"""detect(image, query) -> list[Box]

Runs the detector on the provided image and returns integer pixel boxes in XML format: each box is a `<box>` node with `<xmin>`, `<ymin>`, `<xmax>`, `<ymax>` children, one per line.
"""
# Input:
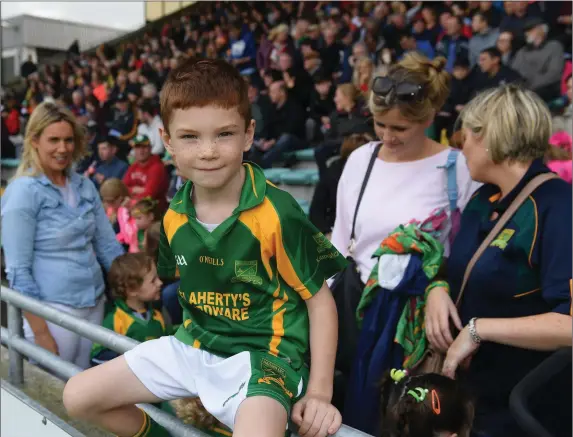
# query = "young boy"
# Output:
<box><xmin>91</xmin><ymin>253</ymin><xmax>165</xmax><ymax>366</ymax></box>
<box><xmin>63</xmin><ymin>58</ymin><xmax>347</xmax><ymax>437</ymax></box>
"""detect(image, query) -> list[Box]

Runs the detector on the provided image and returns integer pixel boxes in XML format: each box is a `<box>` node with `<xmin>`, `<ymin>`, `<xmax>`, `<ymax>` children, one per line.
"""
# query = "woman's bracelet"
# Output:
<box><xmin>469</xmin><ymin>317</ymin><xmax>482</xmax><ymax>344</ymax></box>
<box><xmin>425</xmin><ymin>280</ymin><xmax>450</xmax><ymax>297</ymax></box>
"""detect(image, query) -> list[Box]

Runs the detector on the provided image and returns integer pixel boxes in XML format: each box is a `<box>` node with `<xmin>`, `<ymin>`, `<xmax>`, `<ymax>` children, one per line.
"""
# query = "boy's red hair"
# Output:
<box><xmin>160</xmin><ymin>58</ymin><xmax>252</xmax><ymax>133</ymax></box>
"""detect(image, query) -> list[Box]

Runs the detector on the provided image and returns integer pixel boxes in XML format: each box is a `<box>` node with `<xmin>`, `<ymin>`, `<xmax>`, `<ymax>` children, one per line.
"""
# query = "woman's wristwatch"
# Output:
<box><xmin>468</xmin><ymin>317</ymin><xmax>482</xmax><ymax>344</ymax></box>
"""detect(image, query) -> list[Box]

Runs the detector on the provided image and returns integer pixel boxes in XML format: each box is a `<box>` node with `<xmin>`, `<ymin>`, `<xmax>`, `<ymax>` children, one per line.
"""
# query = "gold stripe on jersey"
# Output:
<box><xmin>238</xmin><ymin>197</ymin><xmax>312</xmax><ymax>300</ymax></box>
<box><xmin>238</xmin><ymin>198</ymin><xmax>274</xmax><ymax>279</ymax></box>
<box><xmin>163</xmin><ymin>208</ymin><xmax>189</xmax><ymax>244</ymax></box>
<box><xmin>269</xmin><ymin>284</ymin><xmax>288</xmax><ymax>356</ymax></box>
<box><xmin>245</xmin><ymin>163</ymin><xmax>259</xmax><ymax>198</ymax></box>
<box><xmin>113</xmin><ymin>307</ymin><xmax>135</xmax><ymax>336</ymax></box>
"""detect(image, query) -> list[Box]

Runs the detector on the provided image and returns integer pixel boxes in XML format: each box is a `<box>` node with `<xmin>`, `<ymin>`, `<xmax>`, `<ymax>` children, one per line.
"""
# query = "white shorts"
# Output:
<box><xmin>124</xmin><ymin>336</ymin><xmax>306</xmax><ymax>430</ymax></box>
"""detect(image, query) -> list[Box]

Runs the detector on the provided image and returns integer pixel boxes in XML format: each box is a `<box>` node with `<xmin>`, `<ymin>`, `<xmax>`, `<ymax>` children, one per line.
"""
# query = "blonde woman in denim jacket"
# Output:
<box><xmin>2</xmin><ymin>102</ymin><xmax>124</xmax><ymax>369</ymax></box>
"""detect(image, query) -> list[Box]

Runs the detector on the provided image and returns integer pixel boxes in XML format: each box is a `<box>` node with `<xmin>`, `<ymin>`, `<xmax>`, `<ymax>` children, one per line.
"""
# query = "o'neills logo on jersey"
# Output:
<box><xmin>199</xmin><ymin>255</ymin><xmax>224</xmax><ymax>266</ymax></box>
<box><xmin>175</xmin><ymin>255</ymin><xmax>187</xmax><ymax>266</ymax></box>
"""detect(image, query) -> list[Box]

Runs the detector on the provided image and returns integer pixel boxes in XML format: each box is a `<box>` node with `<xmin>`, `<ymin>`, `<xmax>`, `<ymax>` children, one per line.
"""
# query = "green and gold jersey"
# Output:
<box><xmin>91</xmin><ymin>299</ymin><xmax>168</xmax><ymax>360</ymax></box>
<box><xmin>158</xmin><ymin>163</ymin><xmax>347</xmax><ymax>370</ymax></box>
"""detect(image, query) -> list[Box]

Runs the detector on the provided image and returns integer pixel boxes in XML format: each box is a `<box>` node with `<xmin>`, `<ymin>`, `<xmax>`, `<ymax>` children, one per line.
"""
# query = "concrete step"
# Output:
<box><xmin>0</xmin><ymin>346</ymin><xmax>113</xmax><ymax>437</ymax></box>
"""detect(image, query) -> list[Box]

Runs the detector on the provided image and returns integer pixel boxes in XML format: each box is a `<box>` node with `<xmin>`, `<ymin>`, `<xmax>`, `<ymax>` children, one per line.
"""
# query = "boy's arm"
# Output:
<box><xmin>305</xmin><ymin>283</ymin><xmax>337</xmax><ymax>400</ymax></box>
<box><xmin>275</xmin><ymin>199</ymin><xmax>346</xmax><ymax>435</ymax></box>
<box><xmin>292</xmin><ymin>286</ymin><xmax>342</xmax><ymax>437</ymax></box>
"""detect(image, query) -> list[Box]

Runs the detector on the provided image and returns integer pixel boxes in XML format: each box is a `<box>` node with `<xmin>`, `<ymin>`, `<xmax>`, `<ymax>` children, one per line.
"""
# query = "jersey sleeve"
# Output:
<box><xmin>530</xmin><ymin>183</ymin><xmax>572</xmax><ymax>316</ymax></box>
<box><xmin>276</xmin><ymin>199</ymin><xmax>348</xmax><ymax>300</ymax></box>
<box><xmin>157</xmin><ymin>219</ymin><xmax>178</xmax><ymax>278</ymax></box>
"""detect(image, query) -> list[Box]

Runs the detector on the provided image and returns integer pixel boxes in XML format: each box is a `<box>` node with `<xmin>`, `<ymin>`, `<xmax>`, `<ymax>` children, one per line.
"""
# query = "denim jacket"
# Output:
<box><xmin>1</xmin><ymin>172</ymin><xmax>124</xmax><ymax>308</ymax></box>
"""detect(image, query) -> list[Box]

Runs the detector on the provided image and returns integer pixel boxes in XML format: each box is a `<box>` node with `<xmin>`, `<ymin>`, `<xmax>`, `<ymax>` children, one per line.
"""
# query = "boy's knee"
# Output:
<box><xmin>63</xmin><ymin>374</ymin><xmax>95</xmax><ymax>419</ymax></box>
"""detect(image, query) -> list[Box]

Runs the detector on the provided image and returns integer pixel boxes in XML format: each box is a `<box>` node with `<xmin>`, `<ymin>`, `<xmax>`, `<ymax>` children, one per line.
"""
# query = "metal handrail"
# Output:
<box><xmin>1</xmin><ymin>286</ymin><xmax>371</xmax><ymax>437</ymax></box>
<box><xmin>1</xmin><ymin>286</ymin><xmax>210</xmax><ymax>437</ymax></box>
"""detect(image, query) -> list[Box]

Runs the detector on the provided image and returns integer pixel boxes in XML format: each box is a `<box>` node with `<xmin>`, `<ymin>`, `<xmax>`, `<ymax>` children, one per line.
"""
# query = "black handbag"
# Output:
<box><xmin>331</xmin><ymin>143</ymin><xmax>382</xmax><ymax>378</ymax></box>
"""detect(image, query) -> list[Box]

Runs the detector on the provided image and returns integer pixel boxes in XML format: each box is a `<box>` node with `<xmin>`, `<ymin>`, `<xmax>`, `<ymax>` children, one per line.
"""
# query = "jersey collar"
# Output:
<box><xmin>488</xmin><ymin>159</ymin><xmax>550</xmax><ymax>212</ymax></box>
<box><xmin>168</xmin><ymin>162</ymin><xmax>267</xmax><ymax>218</ymax></box>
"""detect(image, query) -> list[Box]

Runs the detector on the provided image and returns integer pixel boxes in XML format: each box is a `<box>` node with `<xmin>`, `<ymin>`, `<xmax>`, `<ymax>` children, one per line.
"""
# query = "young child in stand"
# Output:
<box><xmin>379</xmin><ymin>369</ymin><xmax>474</xmax><ymax>437</ymax></box>
<box><xmin>143</xmin><ymin>221</ymin><xmax>162</xmax><ymax>262</ymax></box>
<box><xmin>64</xmin><ymin>58</ymin><xmax>347</xmax><ymax>437</ymax></box>
<box><xmin>131</xmin><ymin>197</ymin><xmax>159</xmax><ymax>253</ymax></box>
<box><xmin>90</xmin><ymin>253</ymin><xmax>165</xmax><ymax>366</ymax></box>
<box><xmin>99</xmin><ymin>177</ymin><xmax>131</xmax><ymax>237</ymax></box>
<box><xmin>144</xmin><ymin>222</ymin><xmax>183</xmax><ymax>326</ymax></box>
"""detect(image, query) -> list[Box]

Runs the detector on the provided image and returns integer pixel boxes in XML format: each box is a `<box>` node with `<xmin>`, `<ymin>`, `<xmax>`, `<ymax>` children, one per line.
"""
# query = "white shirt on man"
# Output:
<box><xmin>137</xmin><ymin>115</ymin><xmax>164</xmax><ymax>155</ymax></box>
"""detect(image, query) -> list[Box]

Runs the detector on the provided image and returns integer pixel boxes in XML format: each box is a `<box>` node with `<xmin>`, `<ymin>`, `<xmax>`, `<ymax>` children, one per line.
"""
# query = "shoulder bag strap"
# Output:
<box><xmin>348</xmin><ymin>143</ymin><xmax>382</xmax><ymax>254</ymax></box>
<box><xmin>455</xmin><ymin>173</ymin><xmax>558</xmax><ymax>307</ymax></box>
<box><xmin>444</xmin><ymin>149</ymin><xmax>460</xmax><ymax>213</ymax></box>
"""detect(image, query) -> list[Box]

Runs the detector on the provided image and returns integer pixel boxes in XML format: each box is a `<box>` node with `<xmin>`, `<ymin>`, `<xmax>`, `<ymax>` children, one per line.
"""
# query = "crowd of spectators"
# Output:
<box><xmin>1</xmin><ymin>2</ymin><xmax>572</xmax><ymax>436</ymax></box>
<box><xmin>3</xmin><ymin>2</ymin><xmax>572</xmax><ymax>171</ymax></box>
<box><xmin>2</xmin><ymin>2</ymin><xmax>572</xmax><ymax>227</ymax></box>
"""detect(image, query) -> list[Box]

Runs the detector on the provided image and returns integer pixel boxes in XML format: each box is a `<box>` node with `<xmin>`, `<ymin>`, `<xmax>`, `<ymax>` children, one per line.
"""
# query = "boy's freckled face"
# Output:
<box><xmin>163</xmin><ymin>105</ymin><xmax>254</xmax><ymax>190</ymax></box>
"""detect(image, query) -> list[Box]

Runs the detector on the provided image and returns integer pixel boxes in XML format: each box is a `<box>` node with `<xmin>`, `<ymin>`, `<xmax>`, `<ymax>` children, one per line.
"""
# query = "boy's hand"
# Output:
<box><xmin>292</xmin><ymin>395</ymin><xmax>342</xmax><ymax>437</ymax></box>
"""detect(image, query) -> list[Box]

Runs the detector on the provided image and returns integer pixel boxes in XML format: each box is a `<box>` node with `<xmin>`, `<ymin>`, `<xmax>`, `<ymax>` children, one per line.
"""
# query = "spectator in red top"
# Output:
<box><xmin>92</xmin><ymin>74</ymin><xmax>108</xmax><ymax>103</ymax></box>
<box><xmin>122</xmin><ymin>134</ymin><xmax>169</xmax><ymax>212</ymax></box>
<box><xmin>2</xmin><ymin>97</ymin><xmax>20</xmax><ymax>136</ymax></box>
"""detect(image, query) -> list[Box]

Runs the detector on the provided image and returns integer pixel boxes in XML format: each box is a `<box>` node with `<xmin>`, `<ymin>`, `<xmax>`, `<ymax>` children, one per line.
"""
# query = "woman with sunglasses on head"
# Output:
<box><xmin>331</xmin><ymin>52</ymin><xmax>479</xmax><ymax>291</ymax></box>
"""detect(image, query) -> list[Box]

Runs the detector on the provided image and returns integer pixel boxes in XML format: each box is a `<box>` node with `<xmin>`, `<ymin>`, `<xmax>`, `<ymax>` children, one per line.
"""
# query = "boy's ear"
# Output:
<box><xmin>125</xmin><ymin>288</ymin><xmax>139</xmax><ymax>299</ymax></box>
<box><xmin>244</xmin><ymin>119</ymin><xmax>255</xmax><ymax>153</ymax></box>
<box><xmin>160</xmin><ymin>127</ymin><xmax>174</xmax><ymax>155</ymax></box>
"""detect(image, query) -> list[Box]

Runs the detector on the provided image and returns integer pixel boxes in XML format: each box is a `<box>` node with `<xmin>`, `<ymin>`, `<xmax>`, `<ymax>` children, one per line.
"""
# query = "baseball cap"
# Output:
<box><xmin>130</xmin><ymin>134</ymin><xmax>150</xmax><ymax>147</ymax></box>
<box><xmin>523</xmin><ymin>16</ymin><xmax>545</xmax><ymax>32</ymax></box>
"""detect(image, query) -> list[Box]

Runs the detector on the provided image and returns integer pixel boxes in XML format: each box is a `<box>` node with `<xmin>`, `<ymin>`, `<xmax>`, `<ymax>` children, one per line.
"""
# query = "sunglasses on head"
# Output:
<box><xmin>372</xmin><ymin>76</ymin><xmax>424</xmax><ymax>103</ymax></box>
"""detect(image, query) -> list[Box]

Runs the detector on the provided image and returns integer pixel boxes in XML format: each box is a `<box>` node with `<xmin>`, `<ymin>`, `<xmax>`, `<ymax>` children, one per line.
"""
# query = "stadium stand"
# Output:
<box><xmin>1</xmin><ymin>1</ymin><xmax>572</xmax><ymax>436</ymax></box>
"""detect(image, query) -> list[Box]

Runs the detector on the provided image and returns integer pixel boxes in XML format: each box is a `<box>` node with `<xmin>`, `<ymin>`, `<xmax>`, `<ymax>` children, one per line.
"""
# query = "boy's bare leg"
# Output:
<box><xmin>63</xmin><ymin>356</ymin><xmax>163</xmax><ymax>436</ymax></box>
<box><xmin>233</xmin><ymin>396</ymin><xmax>287</xmax><ymax>437</ymax></box>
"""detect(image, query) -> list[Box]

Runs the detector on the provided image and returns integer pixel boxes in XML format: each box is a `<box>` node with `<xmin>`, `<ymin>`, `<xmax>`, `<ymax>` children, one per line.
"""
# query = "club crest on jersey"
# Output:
<box><xmin>313</xmin><ymin>233</ymin><xmax>333</xmax><ymax>253</ymax></box>
<box><xmin>231</xmin><ymin>260</ymin><xmax>263</xmax><ymax>285</ymax></box>
<box><xmin>258</xmin><ymin>358</ymin><xmax>293</xmax><ymax>398</ymax></box>
<box><xmin>175</xmin><ymin>254</ymin><xmax>187</xmax><ymax>266</ymax></box>
<box><xmin>491</xmin><ymin>229</ymin><xmax>515</xmax><ymax>250</ymax></box>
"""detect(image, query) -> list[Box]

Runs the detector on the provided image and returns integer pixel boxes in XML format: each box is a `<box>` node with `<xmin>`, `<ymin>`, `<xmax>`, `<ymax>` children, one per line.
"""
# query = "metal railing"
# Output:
<box><xmin>1</xmin><ymin>286</ymin><xmax>207</xmax><ymax>437</ymax></box>
<box><xmin>1</xmin><ymin>286</ymin><xmax>371</xmax><ymax>437</ymax></box>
